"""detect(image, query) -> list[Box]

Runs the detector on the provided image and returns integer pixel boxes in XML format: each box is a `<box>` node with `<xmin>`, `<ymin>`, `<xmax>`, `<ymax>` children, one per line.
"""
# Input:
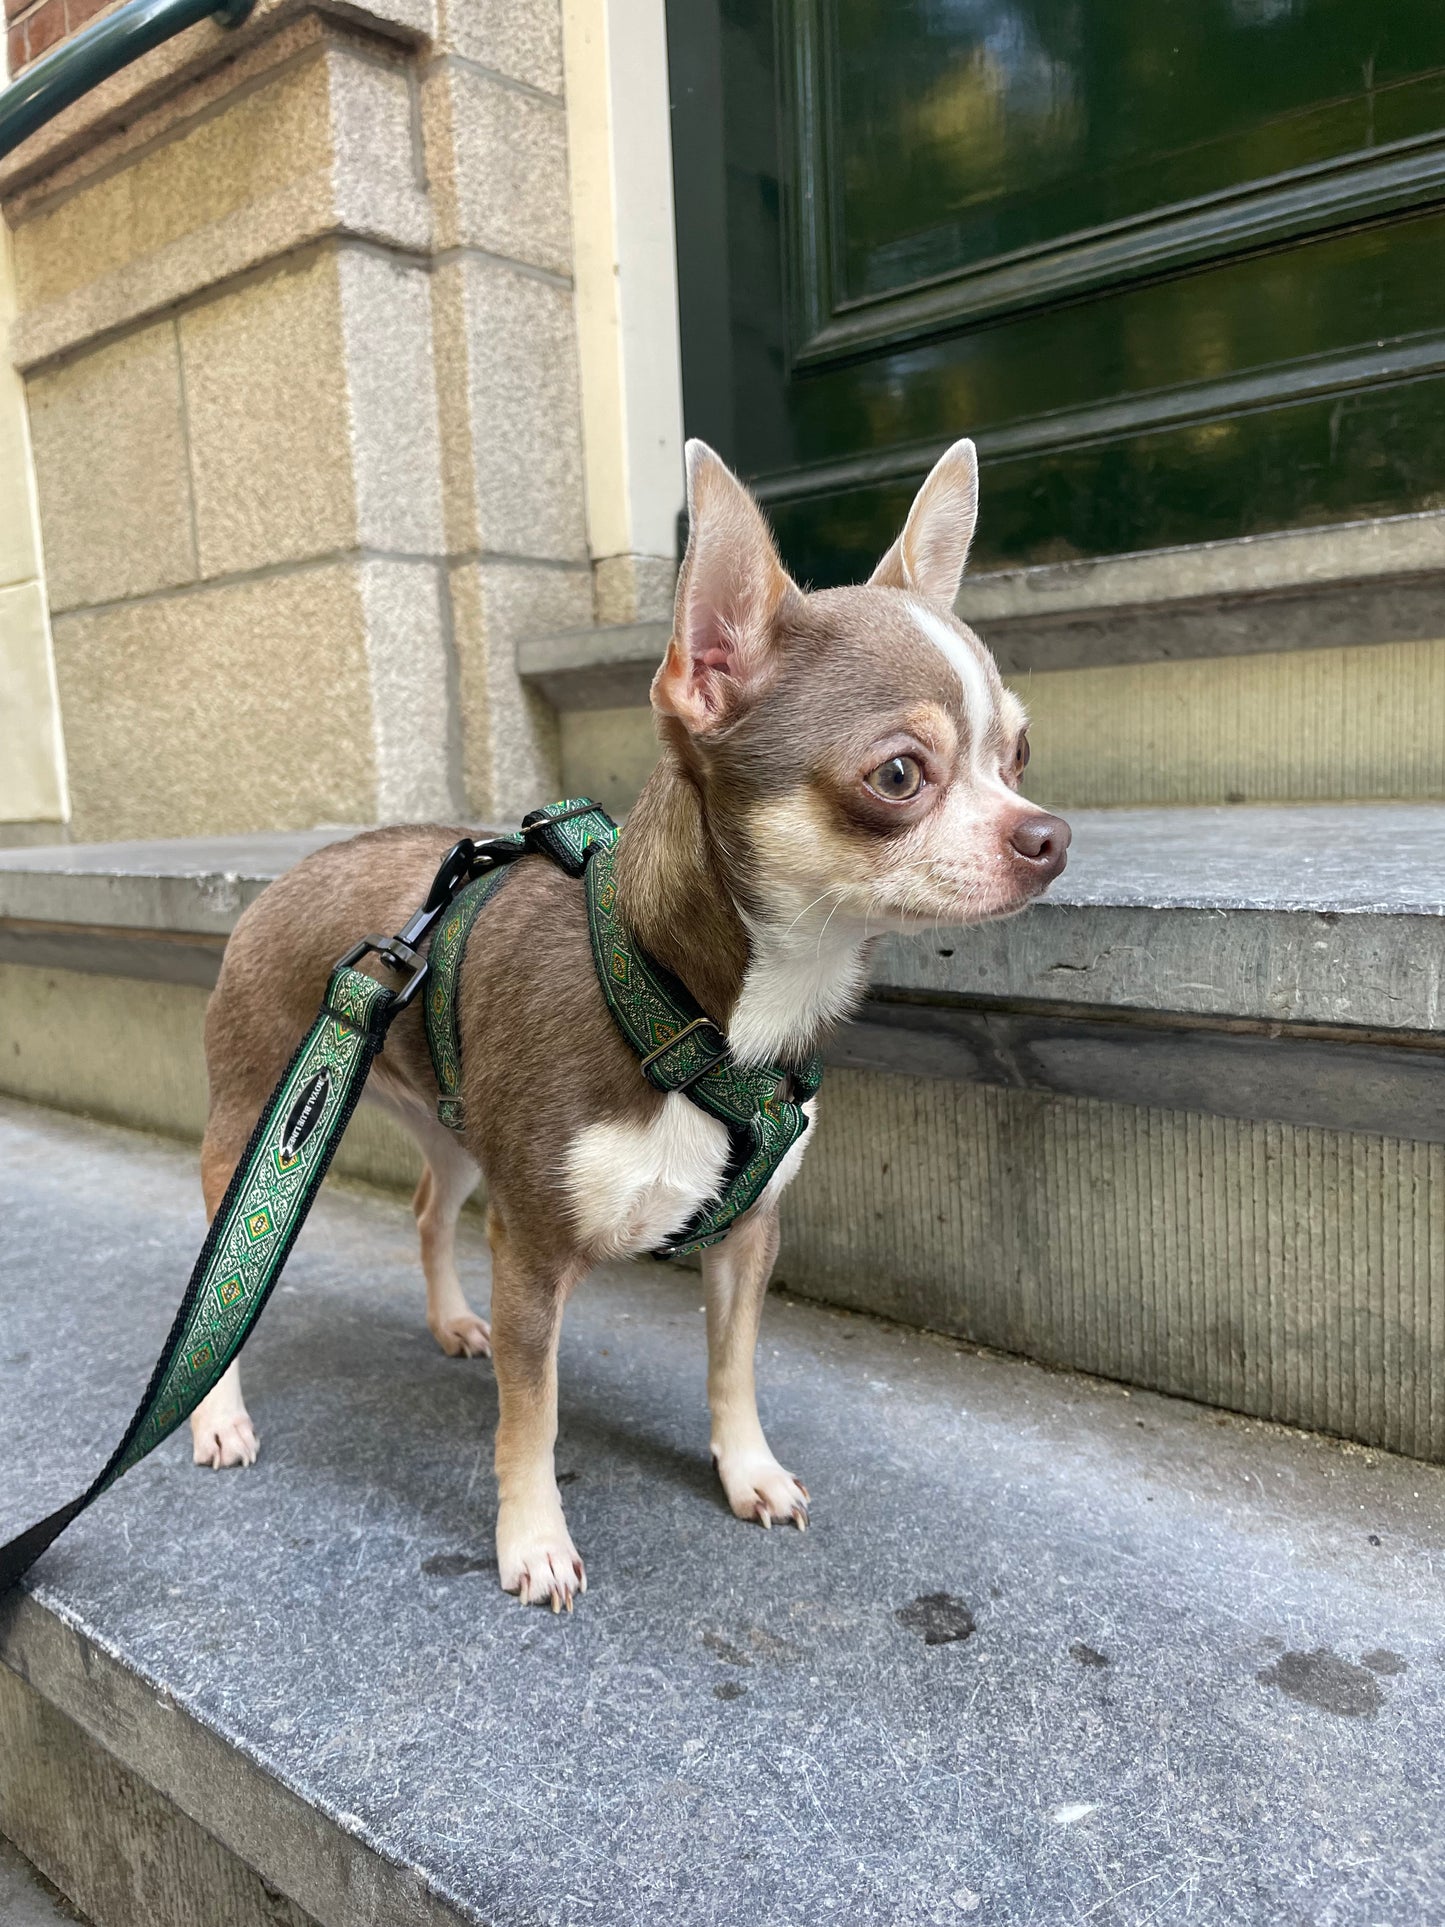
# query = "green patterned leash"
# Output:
<box><xmin>0</xmin><ymin>828</ymin><xmax>519</xmax><ymax>1596</ymax></box>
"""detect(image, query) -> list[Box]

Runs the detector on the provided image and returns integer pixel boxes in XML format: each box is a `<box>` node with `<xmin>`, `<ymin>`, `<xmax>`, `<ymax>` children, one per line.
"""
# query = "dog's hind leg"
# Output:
<box><xmin>410</xmin><ymin>1118</ymin><xmax>487</xmax><ymax>1358</ymax></box>
<box><xmin>362</xmin><ymin>1077</ymin><xmax>488</xmax><ymax>1357</ymax></box>
<box><xmin>190</xmin><ymin>1108</ymin><xmax>261</xmax><ymax>1469</ymax></box>
<box><xmin>703</xmin><ymin>1204</ymin><xmax>809</xmax><ymax>1530</ymax></box>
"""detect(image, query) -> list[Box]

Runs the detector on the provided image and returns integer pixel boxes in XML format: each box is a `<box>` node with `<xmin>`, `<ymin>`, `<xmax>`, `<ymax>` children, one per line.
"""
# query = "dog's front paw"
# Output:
<box><xmin>429</xmin><ymin>1310</ymin><xmax>492</xmax><ymax>1359</ymax></box>
<box><xmin>191</xmin><ymin>1413</ymin><xmax>259</xmax><ymax>1469</ymax></box>
<box><xmin>497</xmin><ymin>1502</ymin><xmax>586</xmax><ymax>1611</ymax></box>
<box><xmin>714</xmin><ymin>1449</ymin><xmax>809</xmax><ymax>1530</ymax></box>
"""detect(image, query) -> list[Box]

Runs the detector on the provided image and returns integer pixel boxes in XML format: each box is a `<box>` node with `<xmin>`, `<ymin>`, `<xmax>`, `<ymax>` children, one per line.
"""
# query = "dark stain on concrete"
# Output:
<box><xmin>1257</xmin><ymin>1648</ymin><xmax>1385</xmax><ymax>1718</ymax></box>
<box><xmin>1070</xmin><ymin>1642</ymin><xmax>1109</xmax><ymax>1669</ymax></box>
<box><xmin>896</xmin><ymin>1593</ymin><xmax>977</xmax><ymax>1647</ymax></box>
<box><xmin>713</xmin><ymin>1680</ymin><xmax>747</xmax><ymax>1702</ymax></box>
<box><xmin>702</xmin><ymin>1632</ymin><xmax>753</xmax><ymax>1668</ymax></box>
<box><xmin>421</xmin><ymin>1553</ymin><xmax>493</xmax><ymax>1578</ymax></box>
<box><xmin>1361</xmin><ymin>1648</ymin><xmax>1407</xmax><ymax>1675</ymax></box>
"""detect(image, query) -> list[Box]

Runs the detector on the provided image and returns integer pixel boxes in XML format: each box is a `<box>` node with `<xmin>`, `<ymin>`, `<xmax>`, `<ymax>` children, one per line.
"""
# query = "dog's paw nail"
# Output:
<box><xmin>757</xmin><ymin>1504</ymin><xmax>772</xmax><ymax>1529</ymax></box>
<box><xmin>795</xmin><ymin>1480</ymin><xmax>810</xmax><ymax>1501</ymax></box>
<box><xmin>792</xmin><ymin>1505</ymin><xmax>808</xmax><ymax>1531</ymax></box>
<box><xmin>432</xmin><ymin>1313</ymin><xmax>492</xmax><ymax>1360</ymax></box>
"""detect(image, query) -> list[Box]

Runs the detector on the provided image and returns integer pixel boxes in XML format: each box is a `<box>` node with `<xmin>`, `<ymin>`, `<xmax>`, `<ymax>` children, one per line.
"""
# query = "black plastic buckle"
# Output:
<box><xmin>336</xmin><ymin>935</ymin><xmax>431</xmax><ymax>1012</ymax></box>
<box><xmin>335</xmin><ymin>837</ymin><xmax>488</xmax><ymax>1015</ymax></box>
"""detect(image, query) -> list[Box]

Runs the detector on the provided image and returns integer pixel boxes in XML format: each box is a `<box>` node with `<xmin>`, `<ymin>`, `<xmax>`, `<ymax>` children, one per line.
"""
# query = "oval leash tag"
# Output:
<box><xmin>279</xmin><ymin>1069</ymin><xmax>332</xmax><ymax>1163</ymax></box>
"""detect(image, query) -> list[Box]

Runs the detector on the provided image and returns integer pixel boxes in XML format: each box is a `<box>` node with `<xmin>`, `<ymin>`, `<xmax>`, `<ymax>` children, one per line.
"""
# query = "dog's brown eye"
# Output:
<box><xmin>866</xmin><ymin>754</ymin><xmax>924</xmax><ymax>801</ymax></box>
<box><xmin>1016</xmin><ymin>732</ymin><xmax>1030</xmax><ymax>772</ymax></box>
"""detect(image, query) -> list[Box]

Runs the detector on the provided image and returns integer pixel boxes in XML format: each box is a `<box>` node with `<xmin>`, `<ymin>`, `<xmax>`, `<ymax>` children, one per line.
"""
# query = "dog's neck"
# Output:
<box><xmin>612</xmin><ymin>755</ymin><xmax>869</xmax><ymax>1067</ymax></box>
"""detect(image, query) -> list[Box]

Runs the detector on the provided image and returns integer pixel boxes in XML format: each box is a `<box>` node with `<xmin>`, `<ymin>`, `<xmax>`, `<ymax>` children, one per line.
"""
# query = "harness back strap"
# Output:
<box><xmin>423</xmin><ymin>798</ymin><xmax>619</xmax><ymax>1131</ymax></box>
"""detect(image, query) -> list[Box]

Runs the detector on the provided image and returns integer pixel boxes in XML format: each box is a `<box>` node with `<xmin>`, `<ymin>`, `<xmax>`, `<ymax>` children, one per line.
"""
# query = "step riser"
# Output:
<box><xmin>5</xmin><ymin>959</ymin><xmax>1441</xmax><ymax>1464</ymax></box>
<box><xmin>557</xmin><ymin>636</ymin><xmax>1445</xmax><ymax>818</ymax></box>
<box><xmin>0</xmin><ymin>1600</ymin><xmax>466</xmax><ymax>1927</ymax></box>
<box><xmin>785</xmin><ymin>1072</ymin><xmax>1445</xmax><ymax>1463</ymax></box>
<box><xmin>0</xmin><ymin>1664</ymin><xmax>319</xmax><ymax>1927</ymax></box>
<box><xmin>0</xmin><ymin>962</ymin><xmax>422</xmax><ymax>1193</ymax></box>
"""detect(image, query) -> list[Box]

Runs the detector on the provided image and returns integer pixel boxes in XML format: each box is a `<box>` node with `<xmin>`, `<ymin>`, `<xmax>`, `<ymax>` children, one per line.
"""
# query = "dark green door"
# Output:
<box><xmin>666</xmin><ymin>0</ymin><xmax>1445</xmax><ymax>582</ymax></box>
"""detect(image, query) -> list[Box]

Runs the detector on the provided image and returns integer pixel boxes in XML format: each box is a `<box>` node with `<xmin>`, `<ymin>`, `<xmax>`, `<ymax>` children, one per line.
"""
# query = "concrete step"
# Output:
<box><xmin>1</xmin><ymin>805</ymin><xmax>1443</xmax><ymax>1461</ymax></box>
<box><xmin>3</xmin><ymin>1099</ymin><xmax>1445</xmax><ymax>1927</ymax></box>
<box><xmin>0</xmin><ymin>1839</ymin><xmax>91</xmax><ymax>1926</ymax></box>
<box><xmin>524</xmin><ymin>514</ymin><xmax>1445</xmax><ymax>814</ymax></box>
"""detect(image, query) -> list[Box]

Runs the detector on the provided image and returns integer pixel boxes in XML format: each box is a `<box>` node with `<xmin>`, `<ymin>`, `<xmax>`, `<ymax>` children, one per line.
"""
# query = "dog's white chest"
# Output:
<box><xmin>565</xmin><ymin>1094</ymin><xmax>732</xmax><ymax>1258</ymax></box>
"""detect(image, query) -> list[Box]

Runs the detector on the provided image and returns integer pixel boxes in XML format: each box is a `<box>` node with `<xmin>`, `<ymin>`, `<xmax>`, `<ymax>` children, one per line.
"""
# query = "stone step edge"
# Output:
<box><xmin>5</xmin><ymin>815</ymin><xmax>1445</xmax><ymax>1142</ymax></box>
<box><xmin>0</xmin><ymin>1592</ymin><xmax>467</xmax><ymax>1927</ymax></box>
<box><xmin>516</xmin><ymin>507</ymin><xmax>1445</xmax><ymax>702</ymax></box>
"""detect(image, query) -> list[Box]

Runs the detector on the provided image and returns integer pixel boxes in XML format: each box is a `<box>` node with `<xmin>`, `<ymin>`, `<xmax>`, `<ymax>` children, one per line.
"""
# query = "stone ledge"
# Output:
<box><xmin>2</xmin><ymin>802</ymin><xmax>1439</xmax><ymax>1018</ymax></box>
<box><xmin>517</xmin><ymin>618</ymin><xmax>664</xmax><ymax>710</ymax></box>
<box><xmin>2</xmin><ymin>805</ymin><xmax>1443</xmax><ymax>1145</ymax></box>
<box><xmin>0</xmin><ymin>0</ymin><xmax>434</xmax><ymax>200</ymax></box>
<box><xmin>518</xmin><ymin>510</ymin><xmax>1445</xmax><ymax>696</ymax></box>
<box><xmin>3</xmin><ymin>1100</ymin><xmax>1445</xmax><ymax>1924</ymax></box>
<box><xmin>0</xmin><ymin>828</ymin><xmax>363</xmax><ymax>932</ymax></box>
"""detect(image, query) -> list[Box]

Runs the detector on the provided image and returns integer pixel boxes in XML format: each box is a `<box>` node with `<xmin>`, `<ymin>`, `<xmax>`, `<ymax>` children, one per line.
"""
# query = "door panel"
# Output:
<box><xmin>667</xmin><ymin>0</ymin><xmax>1445</xmax><ymax>581</ymax></box>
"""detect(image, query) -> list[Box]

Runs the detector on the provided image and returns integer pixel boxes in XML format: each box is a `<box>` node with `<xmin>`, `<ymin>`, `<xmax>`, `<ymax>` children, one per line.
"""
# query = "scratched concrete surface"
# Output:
<box><xmin>2</xmin><ymin>1097</ymin><xmax>1444</xmax><ymax>1927</ymax></box>
<box><xmin>0</xmin><ymin>1839</ymin><xmax>89</xmax><ymax>1925</ymax></box>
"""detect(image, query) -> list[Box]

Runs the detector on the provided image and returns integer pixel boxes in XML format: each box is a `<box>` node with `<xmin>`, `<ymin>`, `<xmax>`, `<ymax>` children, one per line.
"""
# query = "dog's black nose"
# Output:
<box><xmin>1009</xmin><ymin>811</ymin><xmax>1071</xmax><ymax>880</ymax></box>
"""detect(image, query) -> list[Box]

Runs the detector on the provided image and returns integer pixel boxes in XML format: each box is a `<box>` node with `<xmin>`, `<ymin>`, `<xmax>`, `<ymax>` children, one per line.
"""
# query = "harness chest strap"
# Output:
<box><xmin>583</xmin><ymin>839</ymin><xmax>821</xmax><ymax>1257</ymax></box>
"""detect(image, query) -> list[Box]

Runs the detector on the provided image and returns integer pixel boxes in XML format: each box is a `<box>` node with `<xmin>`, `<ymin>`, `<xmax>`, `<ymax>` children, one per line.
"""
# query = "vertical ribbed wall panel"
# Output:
<box><xmin>778</xmin><ymin>1073</ymin><xmax>1445</xmax><ymax>1461</ymax></box>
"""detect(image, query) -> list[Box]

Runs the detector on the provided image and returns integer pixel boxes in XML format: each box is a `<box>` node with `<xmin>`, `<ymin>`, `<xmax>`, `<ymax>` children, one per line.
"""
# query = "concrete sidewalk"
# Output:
<box><xmin>1</xmin><ymin>1097</ymin><xmax>1443</xmax><ymax>1926</ymax></box>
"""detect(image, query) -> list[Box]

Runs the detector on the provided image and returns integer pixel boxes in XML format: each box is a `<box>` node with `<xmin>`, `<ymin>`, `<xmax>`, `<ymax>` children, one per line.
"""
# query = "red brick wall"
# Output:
<box><xmin>7</xmin><ymin>0</ymin><xmax>112</xmax><ymax>78</ymax></box>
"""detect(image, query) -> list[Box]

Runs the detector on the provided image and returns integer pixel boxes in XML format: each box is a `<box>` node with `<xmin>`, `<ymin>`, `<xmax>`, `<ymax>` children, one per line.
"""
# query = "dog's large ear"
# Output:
<box><xmin>653</xmin><ymin>441</ymin><xmax>796</xmax><ymax>735</ymax></box>
<box><xmin>869</xmin><ymin>438</ymin><xmax>978</xmax><ymax>607</ymax></box>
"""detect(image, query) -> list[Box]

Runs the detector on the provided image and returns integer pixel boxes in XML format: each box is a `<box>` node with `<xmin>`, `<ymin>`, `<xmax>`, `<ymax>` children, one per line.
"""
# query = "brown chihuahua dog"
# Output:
<box><xmin>193</xmin><ymin>438</ymin><xmax>1069</xmax><ymax>1609</ymax></box>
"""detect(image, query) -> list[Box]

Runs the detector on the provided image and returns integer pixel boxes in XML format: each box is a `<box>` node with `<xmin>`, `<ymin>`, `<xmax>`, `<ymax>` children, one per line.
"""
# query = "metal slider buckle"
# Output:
<box><xmin>640</xmin><ymin>1014</ymin><xmax>729</xmax><ymax>1090</ymax></box>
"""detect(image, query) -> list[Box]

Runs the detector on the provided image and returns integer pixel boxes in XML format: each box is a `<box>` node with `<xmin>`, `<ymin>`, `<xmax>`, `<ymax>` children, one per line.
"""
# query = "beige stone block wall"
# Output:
<box><xmin>433</xmin><ymin>0</ymin><xmax>561</xmax><ymax>86</ymax></box>
<box><xmin>450</xmin><ymin>558</ymin><xmax>589</xmax><ymax>816</ymax></box>
<box><xmin>431</xmin><ymin>255</ymin><xmax>587</xmax><ymax>565</ymax></box>
<box><xmin>176</xmin><ymin>247</ymin><xmax>443</xmax><ymax>575</ymax></box>
<box><xmin>26</xmin><ymin>322</ymin><xmax>196</xmax><ymax>611</ymax></box>
<box><xmin>0</xmin><ymin>124</ymin><xmax>66</xmax><ymax>835</ymax></box>
<box><xmin>52</xmin><ymin>562</ymin><xmax>375</xmax><ymax>839</ymax></box>
<box><xmin>6</xmin><ymin>24</ymin><xmax>430</xmax><ymax>366</ymax></box>
<box><xmin>3</xmin><ymin>0</ymin><xmax>606</xmax><ymax>838</ymax></box>
<box><xmin>424</xmin><ymin>60</ymin><xmax>572</xmax><ymax>276</ymax></box>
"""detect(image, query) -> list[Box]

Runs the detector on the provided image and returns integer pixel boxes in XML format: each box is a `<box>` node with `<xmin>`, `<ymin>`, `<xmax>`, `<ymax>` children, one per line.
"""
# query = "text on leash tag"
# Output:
<box><xmin>280</xmin><ymin>1071</ymin><xmax>331</xmax><ymax>1162</ymax></box>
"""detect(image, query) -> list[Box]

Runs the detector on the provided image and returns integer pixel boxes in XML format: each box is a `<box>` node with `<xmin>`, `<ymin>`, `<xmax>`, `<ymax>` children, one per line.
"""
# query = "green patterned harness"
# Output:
<box><xmin>0</xmin><ymin>796</ymin><xmax>821</xmax><ymax>1595</ymax></box>
<box><xmin>424</xmin><ymin>798</ymin><xmax>823</xmax><ymax>1259</ymax></box>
